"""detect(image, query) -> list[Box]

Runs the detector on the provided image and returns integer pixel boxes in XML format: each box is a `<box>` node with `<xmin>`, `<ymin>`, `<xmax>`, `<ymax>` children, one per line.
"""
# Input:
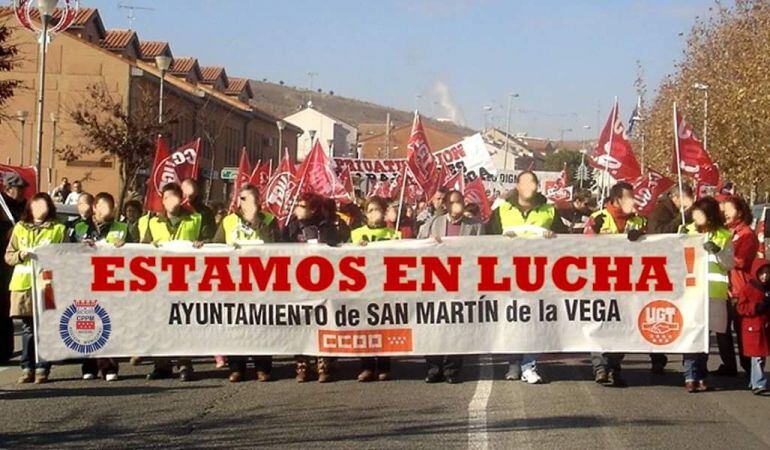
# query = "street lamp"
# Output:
<box><xmin>49</xmin><ymin>112</ymin><xmax>58</xmax><ymax>188</ymax></box>
<box><xmin>503</xmin><ymin>93</ymin><xmax>519</xmax><ymax>171</ymax></box>
<box><xmin>692</xmin><ymin>83</ymin><xmax>709</xmax><ymax>150</ymax></box>
<box><xmin>155</xmin><ymin>55</ymin><xmax>173</xmax><ymax>125</ymax></box>
<box><xmin>13</xmin><ymin>0</ymin><xmax>78</xmax><ymax>188</ymax></box>
<box><xmin>16</xmin><ymin>110</ymin><xmax>28</xmax><ymax>165</ymax></box>
<box><xmin>276</xmin><ymin>119</ymin><xmax>286</xmax><ymax>161</ymax></box>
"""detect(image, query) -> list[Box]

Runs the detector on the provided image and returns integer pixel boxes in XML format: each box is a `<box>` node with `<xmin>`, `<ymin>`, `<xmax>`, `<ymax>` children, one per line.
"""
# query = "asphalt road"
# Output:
<box><xmin>1</xmin><ymin>334</ymin><xmax>769</xmax><ymax>449</ymax></box>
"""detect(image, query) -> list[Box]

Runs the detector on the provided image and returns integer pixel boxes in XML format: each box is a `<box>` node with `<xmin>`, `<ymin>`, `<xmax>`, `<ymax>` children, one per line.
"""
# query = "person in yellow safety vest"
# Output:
<box><xmin>584</xmin><ymin>181</ymin><xmax>646</xmax><ymax>388</ymax></box>
<box><xmin>485</xmin><ymin>171</ymin><xmax>560</xmax><ymax>385</ymax></box>
<box><xmin>351</xmin><ymin>196</ymin><xmax>400</xmax><ymax>383</ymax></box>
<box><xmin>77</xmin><ymin>192</ymin><xmax>133</xmax><ymax>383</ymax></box>
<box><xmin>4</xmin><ymin>193</ymin><xmax>66</xmax><ymax>384</ymax></box>
<box><xmin>681</xmin><ymin>196</ymin><xmax>734</xmax><ymax>393</ymax></box>
<box><xmin>486</xmin><ymin>171</ymin><xmax>559</xmax><ymax>238</ymax></box>
<box><xmin>142</xmin><ymin>182</ymin><xmax>203</xmax><ymax>382</ymax></box>
<box><xmin>212</xmin><ymin>184</ymin><xmax>280</xmax><ymax>384</ymax></box>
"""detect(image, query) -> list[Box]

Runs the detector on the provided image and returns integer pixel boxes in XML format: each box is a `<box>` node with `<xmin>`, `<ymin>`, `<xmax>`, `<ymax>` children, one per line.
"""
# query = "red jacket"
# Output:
<box><xmin>729</xmin><ymin>222</ymin><xmax>758</xmax><ymax>299</ymax></box>
<box><xmin>736</xmin><ymin>267</ymin><xmax>770</xmax><ymax>357</ymax></box>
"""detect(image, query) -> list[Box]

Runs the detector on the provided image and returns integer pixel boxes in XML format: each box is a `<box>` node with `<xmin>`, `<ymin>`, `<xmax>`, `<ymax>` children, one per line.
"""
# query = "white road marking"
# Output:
<box><xmin>468</xmin><ymin>355</ymin><xmax>494</xmax><ymax>450</ymax></box>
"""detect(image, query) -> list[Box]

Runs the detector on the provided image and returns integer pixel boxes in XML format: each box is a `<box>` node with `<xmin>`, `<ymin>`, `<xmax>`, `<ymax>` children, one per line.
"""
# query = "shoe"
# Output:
<box><xmin>710</xmin><ymin>365</ymin><xmax>738</xmax><ymax>377</ymax></box>
<box><xmin>17</xmin><ymin>372</ymin><xmax>34</xmax><ymax>384</ymax></box>
<box><xmin>317</xmin><ymin>359</ymin><xmax>332</xmax><ymax>383</ymax></box>
<box><xmin>594</xmin><ymin>368</ymin><xmax>609</xmax><ymax>384</ymax></box>
<box><xmin>696</xmin><ymin>380</ymin><xmax>710</xmax><ymax>392</ymax></box>
<box><xmin>606</xmin><ymin>370</ymin><xmax>627</xmax><ymax>388</ymax></box>
<box><xmin>357</xmin><ymin>369</ymin><xmax>376</xmax><ymax>382</ymax></box>
<box><xmin>378</xmin><ymin>372</ymin><xmax>391</xmax><ymax>381</ymax></box>
<box><xmin>505</xmin><ymin>363</ymin><xmax>522</xmax><ymax>381</ymax></box>
<box><xmin>105</xmin><ymin>373</ymin><xmax>119</xmax><ymax>382</ymax></box>
<box><xmin>521</xmin><ymin>368</ymin><xmax>543</xmax><ymax>384</ymax></box>
<box><xmin>130</xmin><ymin>356</ymin><xmax>143</xmax><ymax>366</ymax></box>
<box><xmin>425</xmin><ymin>373</ymin><xmax>444</xmax><ymax>383</ymax></box>
<box><xmin>228</xmin><ymin>371</ymin><xmax>243</xmax><ymax>383</ymax></box>
<box><xmin>179</xmin><ymin>369</ymin><xmax>194</xmax><ymax>382</ymax></box>
<box><xmin>445</xmin><ymin>375</ymin><xmax>460</xmax><ymax>384</ymax></box>
<box><xmin>296</xmin><ymin>362</ymin><xmax>310</xmax><ymax>383</ymax></box>
<box><xmin>215</xmin><ymin>355</ymin><xmax>227</xmax><ymax>368</ymax></box>
<box><xmin>752</xmin><ymin>387</ymin><xmax>768</xmax><ymax>396</ymax></box>
<box><xmin>146</xmin><ymin>370</ymin><xmax>172</xmax><ymax>380</ymax></box>
<box><xmin>82</xmin><ymin>373</ymin><xmax>96</xmax><ymax>380</ymax></box>
<box><xmin>34</xmin><ymin>372</ymin><xmax>49</xmax><ymax>384</ymax></box>
<box><xmin>685</xmin><ymin>381</ymin><xmax>697</xmax><ymax>393</ymax></box>
<box><xmin>256</xmin><ymin>371</ymin><xmax>271</xmax><ymax>382</ymax></box>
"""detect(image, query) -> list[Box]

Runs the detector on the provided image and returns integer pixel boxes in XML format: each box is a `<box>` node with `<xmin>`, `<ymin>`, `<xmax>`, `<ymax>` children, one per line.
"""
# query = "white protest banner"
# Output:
<box><xmin>482</xmin><ymin>169</ymin><xmax>562</xmax><ymax>201</ymax></box>
<box><xmin>334</xmin><ymin>133</ymin><xmax>496</xmax><ymax>182</ymax></box>
<box><xmin>31</xmin><ymin>235</ymin><xmax>708</xmax><ymax>360</ymax></box>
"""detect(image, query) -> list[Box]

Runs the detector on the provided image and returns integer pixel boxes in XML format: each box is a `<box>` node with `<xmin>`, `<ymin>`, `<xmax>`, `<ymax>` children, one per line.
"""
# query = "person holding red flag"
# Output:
<box><xmin>212</xmin><ymin>184</ymin><xmax>280</xmax><ymax>383</ymax></box>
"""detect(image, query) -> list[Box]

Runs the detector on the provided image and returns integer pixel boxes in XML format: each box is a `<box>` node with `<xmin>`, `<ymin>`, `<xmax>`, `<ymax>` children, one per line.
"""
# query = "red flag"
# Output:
<box><xmin>463</xmin><ymin>176</ymin><xmax>491</xmax><ymax>222</ymax></box>
<box><xmin>544</xmin><ymin>182</ymin><xmax>573</xmax><ymax>203</ymax></box>
<box><xmin>144</xmin><ymin>136</ymin><xmax>202</xmax><ymax>213</ymax></box>
<box><xmin>249</xmin><ymin>160</ymin><xmax>271</xmax><ymax>193</ymax></box>
<box><xmin>229</xmin><ymin>147</ymin><xmax>251</xmax><ymax>212</ymax></box>
<box><xmin>295</xmin><ymin>140</ymin><xmax>350</xmax><ymax>203</ymax></box>
<box><xmin>589</xmin><ymin>101</ymin><xmax>642</xmax><ymax>182</ymax></box>
<box><xmin>144</xmin><ymin>135</ymin><xmax>172</xmax><ymax>213</ymax></box>
<box><xmin>441</xmin><ymin>168</ymin><xmax>465</xmax><ymax>192</ymax></box>
<box><xmin>632</xmin><ymin>168</ymin><xmax>675</xmax><ymax>217</ymax></box>
<box><xmin>406</xmin><ymin>112</ymin><xmax>438</xmax><ymax>200</ymax></box>
<box><xmin>339</xmin><ymin>164</ymin><xmax>355</xmax><ymax>199</ymax></box>
<box><xmin>672</xmin><ymin>113</ymin><xmax>719</xmax><ymax>185</ymax></box>
<box><xmin>262</xmin><ymin>149</ymin><xmax>298</xmax><ymax>225</ymax></box>
<box><xmin>0</xmin><ymin>164</ymin><xmax>37</xmax><ymax>200</ymax></box>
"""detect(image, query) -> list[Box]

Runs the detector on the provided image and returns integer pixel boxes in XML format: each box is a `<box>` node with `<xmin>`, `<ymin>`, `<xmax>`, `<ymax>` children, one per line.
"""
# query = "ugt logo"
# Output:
<box><xmin>637</xmin><ymin>300</ymin><xmax>683</xmax><ymax>346</ymax></box>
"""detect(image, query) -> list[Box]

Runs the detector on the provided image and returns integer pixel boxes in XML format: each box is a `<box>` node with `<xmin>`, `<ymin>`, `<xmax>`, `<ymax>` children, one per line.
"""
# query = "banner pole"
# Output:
<box><xmin>673</xmin><ymin>102</ymin><xmax>686</xmax><ymax>228</ymax></box>
<box><xmin>285</xmin><ymin>149</ymin><xmax>307</xmax><ymax>226</ymax></box>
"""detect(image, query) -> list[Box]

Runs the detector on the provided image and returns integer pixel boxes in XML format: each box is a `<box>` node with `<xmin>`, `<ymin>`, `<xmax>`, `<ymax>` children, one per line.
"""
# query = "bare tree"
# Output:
<box><xmin>0</xmin><ymin>24</ymin><xmax>21</xmax><ymax>122</ymax></box>
<box><xmin>58</xmin><ymin>82</ymin><xmax>177</xmax><ymax>207</ymax></box>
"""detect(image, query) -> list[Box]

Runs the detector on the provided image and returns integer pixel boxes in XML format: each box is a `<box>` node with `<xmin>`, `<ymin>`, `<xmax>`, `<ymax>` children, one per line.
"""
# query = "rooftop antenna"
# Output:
<box><xmin>118</xmin><ymin>2</ymin><xmax>155</xmax><ymax>30</ymax></box>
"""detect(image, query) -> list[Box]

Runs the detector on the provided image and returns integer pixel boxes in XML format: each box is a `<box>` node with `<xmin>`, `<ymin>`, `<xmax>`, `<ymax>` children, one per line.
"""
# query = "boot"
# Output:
<box><xmin>317</xmin><ymin>358</ymin><xmax>332</xmax><ymax>383</ymax></box>
<box><xmin>228</xmin><ymin>371</ymin><xmax>243</xmax><ymax>383</ymax></box>
<box><xmin>256</xmin><ymin>371</ymin><xmax>271</xmax><ymax>382</ymax></box>
<box><xmin>357</xmin><ymin>369</ymin><xmax>376</xmax><ymax>382</ymax></box>
<box><xmin>296</xmin><ymin>361</ymin><xmax>310</xmax><ymax>383</ymax></box>
<box><xmin>17</xmin><ymin>371</ymin><xmax>34</xmax><ymax>384</ymax></box>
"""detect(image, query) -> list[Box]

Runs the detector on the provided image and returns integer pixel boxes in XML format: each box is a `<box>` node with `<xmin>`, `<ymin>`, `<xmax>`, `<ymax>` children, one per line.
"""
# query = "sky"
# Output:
<box><xmin>87</xmin><ymin>0</ymin><xmax>719</xmax><ymax>140</ymax></box>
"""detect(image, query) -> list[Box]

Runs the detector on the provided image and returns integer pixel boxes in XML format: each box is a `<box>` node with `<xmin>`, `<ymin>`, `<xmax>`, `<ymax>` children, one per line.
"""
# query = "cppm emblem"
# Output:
<box><xmin>59</xmin><ymin>299</ymin><xmax>111</xmax><ymax>354</ymax></box>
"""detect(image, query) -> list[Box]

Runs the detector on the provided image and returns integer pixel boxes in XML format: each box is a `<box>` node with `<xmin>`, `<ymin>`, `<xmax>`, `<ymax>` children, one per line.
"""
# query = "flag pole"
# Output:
<box><xmin>672</xmin><ymin>102</ymin><xmax>686</xmax><ymax>228</ymax></box>
<box><xmin>0</xmin><ymin>191</ymin><xmax>15</xmax><ymax>226</ymax></box>
<box><xmin>285</xmin><ymin>148</ymin><xmax>306</xmax><ymax>226</ymax></box>
<box><xmin>599</xmin><ymin>97</ymin><xmax>617</xmax><ymax>206</ymax></box>
<box><xmin>395</xmin><ymin>163</ymin><xmax>409</xmax><ymax>233</ymax></box>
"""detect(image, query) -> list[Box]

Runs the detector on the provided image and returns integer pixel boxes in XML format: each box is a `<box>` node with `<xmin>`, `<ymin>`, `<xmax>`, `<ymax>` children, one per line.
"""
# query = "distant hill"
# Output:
<box><xmin>247</xmin><ymin>80</ymin><xmax>476</xmax><ymax>137</ymax></box>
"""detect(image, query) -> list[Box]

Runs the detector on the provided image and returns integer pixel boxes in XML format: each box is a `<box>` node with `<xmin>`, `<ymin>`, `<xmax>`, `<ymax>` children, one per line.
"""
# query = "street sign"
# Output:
<box><xmin>220</xmin><ymin>167</ymin><xmax>238</xmax><ymax>181</ymax></box>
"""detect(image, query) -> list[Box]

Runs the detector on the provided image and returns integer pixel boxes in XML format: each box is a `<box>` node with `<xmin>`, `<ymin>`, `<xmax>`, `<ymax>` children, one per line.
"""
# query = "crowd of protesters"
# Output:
<box><xmin>1</xmin><ymin>171</ymin><xmax>769</xmax><ymax>396</ymax></box>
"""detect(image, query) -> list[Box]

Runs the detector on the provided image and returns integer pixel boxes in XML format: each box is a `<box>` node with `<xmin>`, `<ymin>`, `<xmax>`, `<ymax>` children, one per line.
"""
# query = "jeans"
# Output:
<box><xmin>683</xmin><ymin>353</ymin><xmax>708</xmax><ymax>381</ymax></box>
<box><xmin>509</xmin><ymin>354</ymin><xmax>538</xmax><ymax>371</ymax></box>
<box><xmin>20</xmin><ymin>317</ymin><xmax>50</xmax><ymax>372</ymax></box>
<box><xmin>591</xmin><ymin>352</ymin><xmax>624</xmax><ymax>372</ymax></box>
<box><xmin>749</xmin><ymin>357</ymin><xmax>767</xmax><ymax>390</ymax></box>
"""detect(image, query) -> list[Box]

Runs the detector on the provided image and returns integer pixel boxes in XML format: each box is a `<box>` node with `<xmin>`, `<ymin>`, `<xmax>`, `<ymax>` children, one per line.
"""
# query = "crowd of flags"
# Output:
<box><xmin>0</xmin><ymin>98</ymin><xmax>725</xmax><ymax>227</ymax></box>
<box><xmin>587</xmin><ymin>98</ymin><xmax>723</xmax><ymax>215</ymax></box>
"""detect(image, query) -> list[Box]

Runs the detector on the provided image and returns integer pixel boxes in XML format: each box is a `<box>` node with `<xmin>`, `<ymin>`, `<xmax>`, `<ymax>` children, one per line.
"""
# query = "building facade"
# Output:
<box><xmin>0</xmin><ymin>8</ymin><xmax>300</xmax><ymax>203</ymax></box>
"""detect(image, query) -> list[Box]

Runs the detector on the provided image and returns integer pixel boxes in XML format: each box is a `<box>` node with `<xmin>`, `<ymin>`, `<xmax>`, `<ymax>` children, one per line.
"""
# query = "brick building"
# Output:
<box><xmin>0</xmin><ymin>7</ymin><xmax>300</xmax><ymax>202</ymax></box>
